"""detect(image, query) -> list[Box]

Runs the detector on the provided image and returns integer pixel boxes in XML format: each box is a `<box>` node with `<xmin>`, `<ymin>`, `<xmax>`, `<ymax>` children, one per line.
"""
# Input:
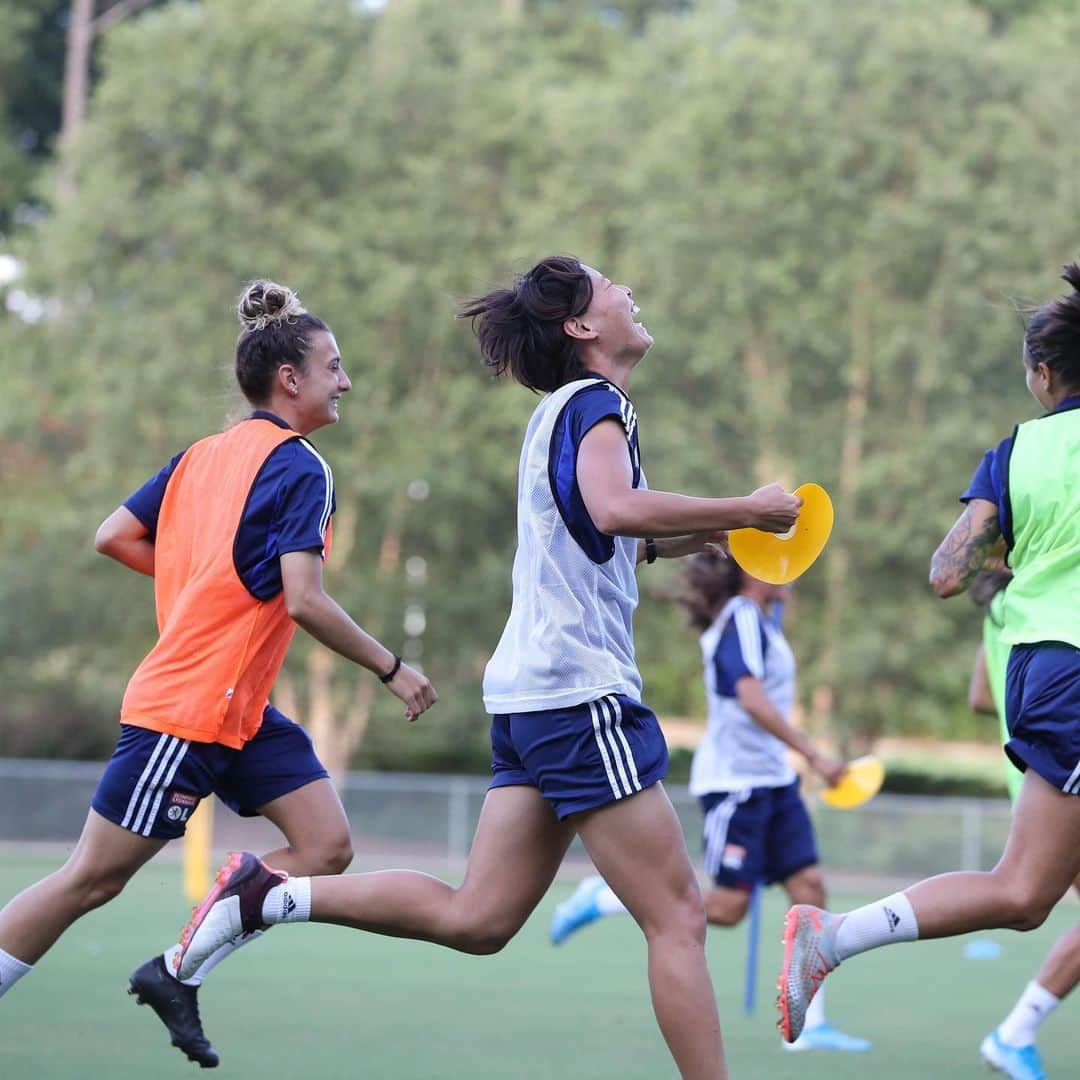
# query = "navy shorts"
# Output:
<box><xmin>699</xmin><ymin>778</ymin><xmax>818</xmax><ymax>889</ymax></box>
<box><xmin>91</xmin><ymin>706</ymin><xmax>330</xmax><ymax>839</ymax></box>
<box><xmin>1005</xmin><ymin>642</ymin><xmax>1080</xmax><ymax>795</ymax></box>
<box><xmin>489</xmin><ymin>693</ymin><xmax>669</xmax><ymax>820</ymax></box>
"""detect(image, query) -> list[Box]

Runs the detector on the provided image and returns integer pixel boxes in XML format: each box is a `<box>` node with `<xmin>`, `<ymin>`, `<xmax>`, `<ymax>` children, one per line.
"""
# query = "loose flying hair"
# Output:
<box><xmin>457</xmin><ymin>255</ymin><xmax>595</xmax><ymax>393</ymax></box>
<box><xmin>678</xmin><ymin>552</ymin><xmax>745</xmax><ymax>632</ymax></box>
<box><xmin>1023</xmin><ymin>262</ymin><xmax>1080</xmax><ymax>391</ymax></box>
<box><xmin>234</xmin><ymin>280</ymin><xmax>329</xmax><ymax>404</ymax></box>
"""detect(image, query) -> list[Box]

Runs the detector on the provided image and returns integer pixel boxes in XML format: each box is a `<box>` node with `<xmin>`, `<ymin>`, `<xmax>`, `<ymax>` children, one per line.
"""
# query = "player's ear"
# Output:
<box><xmin>563</xmin><ymin>315</ymin><xmax>596</xmax><ymax>342</ymax></box>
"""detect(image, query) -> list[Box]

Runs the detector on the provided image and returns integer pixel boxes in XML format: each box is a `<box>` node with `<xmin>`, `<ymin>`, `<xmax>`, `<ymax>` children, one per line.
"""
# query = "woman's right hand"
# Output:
<box><xmin>385</xmin><ymin>663</ymin><xmax>438</xmax><ymax>722</ymax></box>
<box><xmin>808</xmin><ymin>751</ymin><xmax>848</xmax><ymax>788</ymax></box>
<box><xmin>747</xmin><ymin>484</ymin><xmax>802</xmax><ymax>533</ymax></box>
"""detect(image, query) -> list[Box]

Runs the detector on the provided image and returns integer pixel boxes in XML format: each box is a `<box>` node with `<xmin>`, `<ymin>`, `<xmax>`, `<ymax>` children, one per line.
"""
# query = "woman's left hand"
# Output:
<box><xmin>659</xmin><ymin>531</ymin><xmax>730</xmax><ymax>560</ymax></box>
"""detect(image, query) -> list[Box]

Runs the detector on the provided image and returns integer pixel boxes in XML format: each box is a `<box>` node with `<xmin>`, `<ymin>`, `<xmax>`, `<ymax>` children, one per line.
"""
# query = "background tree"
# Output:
<box><xmin>3</xmin><ymin>0</ymin><xmax>1079</xmax><ymax>771</ymax></box>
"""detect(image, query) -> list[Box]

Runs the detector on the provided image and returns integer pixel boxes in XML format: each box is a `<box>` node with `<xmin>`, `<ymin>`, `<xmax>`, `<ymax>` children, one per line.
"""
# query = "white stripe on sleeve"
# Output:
<box><xmin>733</xmin><ymin>603</ymin><xmax>765</xmax><ymax>679</ymax></box>
<box><xmin>299</xmin><ymin>439</ymin><xmax>334</xmax><ymax>540</ymax></box>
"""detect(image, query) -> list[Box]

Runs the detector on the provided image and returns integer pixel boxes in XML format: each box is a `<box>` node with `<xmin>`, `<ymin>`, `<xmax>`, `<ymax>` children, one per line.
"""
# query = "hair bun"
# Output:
<box><xmin>237</xmin><ymin>280</ymin><xmax>306</xmax><ymax>334</ymax></box>
<box><xmin>1061</xmin><ymin>261</ymin><xmax>1080</xmax><ymax>295</ymax></box>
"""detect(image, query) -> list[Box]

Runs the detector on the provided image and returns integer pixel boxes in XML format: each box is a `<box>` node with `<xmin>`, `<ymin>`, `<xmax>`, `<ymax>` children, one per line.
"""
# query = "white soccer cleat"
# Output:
<box><xmin>174</xmin><ymin>852</ymin><xmax>285</xmax><ymax>981</ymax></box>
<box><xmin>776</xmin><ymin>905</ymin><xmax>842</xmax><ymax>1044</ymax></box>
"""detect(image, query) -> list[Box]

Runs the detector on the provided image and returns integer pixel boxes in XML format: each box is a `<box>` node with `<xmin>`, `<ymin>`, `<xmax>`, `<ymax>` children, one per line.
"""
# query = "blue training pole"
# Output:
<box><xmin>743</xmin><ymin>882</ymin><xmax>764</xmax><ymax>1014</ymax></box>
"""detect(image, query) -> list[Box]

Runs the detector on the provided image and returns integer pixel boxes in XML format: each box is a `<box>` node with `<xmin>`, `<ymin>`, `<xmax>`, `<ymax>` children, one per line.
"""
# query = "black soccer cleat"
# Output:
<box><xmin>128</xmin><ymin>955</ymin><xmax>220</xmax><ymax>1068</ymax></box>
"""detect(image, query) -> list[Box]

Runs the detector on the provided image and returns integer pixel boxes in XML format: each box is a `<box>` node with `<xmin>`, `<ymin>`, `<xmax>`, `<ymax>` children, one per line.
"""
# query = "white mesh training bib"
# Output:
<box><xmin>483</xmin><ymin>379</ymin><xmax>644</xmax><ymax>713</ymax></box>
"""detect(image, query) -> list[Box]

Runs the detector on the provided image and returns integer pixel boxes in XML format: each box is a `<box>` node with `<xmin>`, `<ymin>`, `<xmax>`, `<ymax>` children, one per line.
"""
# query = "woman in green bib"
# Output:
<box><xmin>774</xmin><ymin>263</ymin><xmax>1080</xmax><ymax>1063</ymax></box>
<box><xmin>970</xmin><ymin>573</ymin><xmax>1080</xmax><ymax>1077</ymax></box>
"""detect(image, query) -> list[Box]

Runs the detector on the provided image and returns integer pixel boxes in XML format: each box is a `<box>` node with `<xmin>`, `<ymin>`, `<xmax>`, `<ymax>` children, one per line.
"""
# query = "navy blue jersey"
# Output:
<box><xmin>124</xmin><ymin>411</ymin><xmax>336</xmax><ymax>601</ymax></box>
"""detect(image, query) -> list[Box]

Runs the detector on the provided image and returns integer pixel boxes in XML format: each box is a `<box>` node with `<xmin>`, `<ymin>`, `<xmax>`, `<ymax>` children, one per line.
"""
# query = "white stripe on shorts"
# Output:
<box><xmin>597</xmin><ymin>697</ymin><xmax>633</xmax><ymax>797</ymax></box>
<box><xmin>128</xmin><ymin>736</ymin><xmax>187</xmax><ymax>836</ymax></box>
<box><xmin>120</xmin><ymin>733</ymin><xmax>172</xmax><ymax>830</ymax></box>
<box><xmin>603</xmin><ymin>696</ymin><xmax>642</xmax><ymax>793</ymax></box>
<box><xmin>138</xmin><ymin>739</ymin><xmax>192</xmax><ymax>837</ymax></box>
<box><xmin>1064</xmin><ymin>756</ymin><xmax>1080</xmax><ymax>795</ymax></box>
<box><xmin>702</xmin><ymin>790</ymin><xmax>749</xmax><ymax>878</ymax></box>
<box><xmin>589</xmin><ymin>700</ymin><xmax>625</xmax><ymax>799</ymax></box>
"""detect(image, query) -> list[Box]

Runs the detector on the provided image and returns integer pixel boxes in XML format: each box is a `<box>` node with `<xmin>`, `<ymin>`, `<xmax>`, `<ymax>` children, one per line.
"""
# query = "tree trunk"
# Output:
<box><xmin>59</xmin><ymin>0</ymin><xmax>95</xmax><ymax>199</ymax></box>
<box><xmin>813</xmin><ymin>287</ymin><xmax>871</xmax><ymax>746</ymax></box>
<box><xmin>742</xmin><ymin>326</ymin><xmax>793</xmax><ymax>489</ymax></box>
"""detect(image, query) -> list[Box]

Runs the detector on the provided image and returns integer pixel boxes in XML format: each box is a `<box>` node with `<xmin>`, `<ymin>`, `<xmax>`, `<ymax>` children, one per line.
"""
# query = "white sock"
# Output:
<box><xmin>261</xmin><ymin>877</ymin><xmax>312</xmax><ymax>925</ymax></box>
<box><xmin>163</xmin><ymin>929</ymin><xmax>265</xmax><ymax>988</ymax></box>
<box><xmin>998</xmin><ymin>980</ymin><xmax>1061</xmax><ymax>1047</ymax></box>
<box><xmin>803</xmin><ymin>983</ymin><xmax>826</xmax><ymax>1030</ymax></box>
<box><xmin>595</xmin><ymin>884</ymin><xmax>628</xmax><ymax>917</ymax></box>
<box><xmin>834</xmin><ymin>892</ymin><xmax>918</xmax><ymax>961</ymax></box>
<box><xmin>0</xmin><ymin>947</ymin><xmax>32</xmax><ymax>1000</ymax></box>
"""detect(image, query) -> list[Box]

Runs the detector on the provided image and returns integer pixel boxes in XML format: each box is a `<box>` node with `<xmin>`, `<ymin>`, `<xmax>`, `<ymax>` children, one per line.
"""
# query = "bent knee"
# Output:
<box><xmin>704</xmin><ymin>891</ymin><xmax>749</xmax><ymax>927</ymax></box>
<box><xmin>990</xmin><ymin>874</ymin><xmax>1057</xmax><ymax>930</ymax></box>
<box><xmin>295</xmin><ymin>834</ymin><xmax>354</xmax><ymax>877</ymax></box>
<box><xmin>1005</xmin><ymin>891</ymin><xmax>1055</xmax><ymax>931</ymax></box>
<box><xmin>451</xmin><ymin>919</ymin><xmax>517</xmax><ymax>956</ymax></box>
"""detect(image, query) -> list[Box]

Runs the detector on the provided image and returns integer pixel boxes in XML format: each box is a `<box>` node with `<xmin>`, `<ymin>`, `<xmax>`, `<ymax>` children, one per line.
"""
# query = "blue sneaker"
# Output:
<box><xmin>550</xmin><ymin>876</ymin><xmax>607</xmax><ymax>945</ymax></box>
<box><xmin>979</xmin><ymin>1030</ymin><xmax>1047</xmax><ymax>1080</ymax></box>
<box><xmin>783</xmin><ymin>1023</ymin><xmax>872</xmax><ymax>1053</ymax></box>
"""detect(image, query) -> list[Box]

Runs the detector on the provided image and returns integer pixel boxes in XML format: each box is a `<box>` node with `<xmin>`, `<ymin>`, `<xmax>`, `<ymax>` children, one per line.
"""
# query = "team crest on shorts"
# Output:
<box><xmin>166</xmin><ymin>790</ymin><xmax>199</xmax><ymax>823</ymax></box>
<box><xmin>721</xmin><ymin>844</ymin><xmax>746</xmax><ymax>870</ymax></box>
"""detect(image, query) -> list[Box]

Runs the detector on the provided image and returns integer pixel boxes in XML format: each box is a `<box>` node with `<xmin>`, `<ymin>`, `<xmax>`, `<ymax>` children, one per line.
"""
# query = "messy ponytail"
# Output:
<box><xmin>678</xmin><ymin>553</ymin><xmax>745</xmax><ymax>632</ymax></box>
<box><xmin>458</xmin><ymin>256</ymin><xmax>594</xmax><ymax>393</ymax></box>
<box><xmin>1023</xmin><ymin>262</ymin><xmax>1080</xmax><ymax>391</ymax></box>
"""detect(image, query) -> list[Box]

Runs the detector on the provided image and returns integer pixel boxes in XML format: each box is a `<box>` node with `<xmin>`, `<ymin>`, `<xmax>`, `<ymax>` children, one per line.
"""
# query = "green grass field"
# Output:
<box><xmin>0</xmin><ymin>854</ymin><xmax>1075</xmax><ymax>1079</ymax></box>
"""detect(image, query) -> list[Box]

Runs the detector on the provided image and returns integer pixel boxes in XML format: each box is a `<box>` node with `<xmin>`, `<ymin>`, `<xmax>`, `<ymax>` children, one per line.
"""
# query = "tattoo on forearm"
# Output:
<box><xmin>930</xmin><ymin>505</ymin><xmax>1001</xmax><ymax>591</ymax></box>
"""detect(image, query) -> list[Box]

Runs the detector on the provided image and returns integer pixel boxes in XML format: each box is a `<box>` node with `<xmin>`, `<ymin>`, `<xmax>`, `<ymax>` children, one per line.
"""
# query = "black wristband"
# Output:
<box><xmin>645</xmin><ymin>538</ymin><xmax>658</xmax><ymax>565</ymax></box>
<box><xmin>379</xmin><ymin>654</ymin><xmax>403</xmax><ymax>684</ymax></box>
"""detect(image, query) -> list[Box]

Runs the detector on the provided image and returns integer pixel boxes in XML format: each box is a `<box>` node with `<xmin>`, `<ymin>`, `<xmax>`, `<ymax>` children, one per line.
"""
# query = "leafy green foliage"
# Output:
<box><xmin>4</xmin><ymin>0</ymin><xmax>1079</xmax><ymax>765</ymax></box>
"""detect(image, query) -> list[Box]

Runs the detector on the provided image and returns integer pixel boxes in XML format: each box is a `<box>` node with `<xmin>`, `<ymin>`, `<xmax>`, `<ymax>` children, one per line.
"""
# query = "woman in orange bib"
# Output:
<box><xmin>0</xmin><ymin>282</ymin><xmax>436</xmax><ymax>1067</ymax></box>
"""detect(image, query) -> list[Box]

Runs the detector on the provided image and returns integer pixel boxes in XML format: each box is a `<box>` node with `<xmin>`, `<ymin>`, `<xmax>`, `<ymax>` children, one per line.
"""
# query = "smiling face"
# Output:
<box><xmin>568</xmin><ymin>265</ymin><xmax>654</xmax><ymax>362</ymax></box>
<box><xmin>290</xmin><ymin>330</ymin><xmax>351</xmax><ymax>433</ymax></box>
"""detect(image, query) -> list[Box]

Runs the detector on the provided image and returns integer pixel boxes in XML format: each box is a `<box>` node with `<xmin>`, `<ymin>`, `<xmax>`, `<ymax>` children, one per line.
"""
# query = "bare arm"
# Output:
<box><xmin>967</xmin><ymin>644</ymin><xmax>997</xmax><ymax>715</ymax></box>
<box><xmin>634</xmin><ymin>532</ymin><xmax>730</xmax><ymax>565</ymax></box>
<box><xmin>95</xmin><ymin>506</ymin><xmax>156</xmax><ymax>576</ymax></box>
<box><xmin>280</xmin><ymin>550</ymin><xmax>437</xmax><ymax>721</ymax></box>
<box><xmin>929</xmin><ymin>498</ymin><xmax>1003</xmax><ymax>598</ymax></box>
<box><xmin>577</xmin><ymin>419</ymin><xmax>801</xmax><ymax>538</ymax></box>
<box><xmin>736</xmin><ymin>676</ymin><xmax>846</xmax><ymax>786</ymax></box>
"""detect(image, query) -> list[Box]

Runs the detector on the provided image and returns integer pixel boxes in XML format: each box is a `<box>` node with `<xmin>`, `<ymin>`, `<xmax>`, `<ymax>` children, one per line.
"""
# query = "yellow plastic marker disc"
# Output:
<box><xmin>819</xmin><ymin>755</ymin><xmax>886</xmax><ymax>810</ymax></box>
<box><xmin>728</xmin><ymin>482</ymin><xmax>834</xmax><ymax>585</ymax></box>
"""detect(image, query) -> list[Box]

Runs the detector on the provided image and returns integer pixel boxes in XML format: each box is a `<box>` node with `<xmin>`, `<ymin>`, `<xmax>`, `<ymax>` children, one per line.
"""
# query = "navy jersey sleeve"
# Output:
<box><xmin>272</xmin><ymin>440</ymin><xmax>336</xmax><ymax>557</ymax></box>
<box><xmin>959</xmin><ymin>432</ymin><xmax>1014</xmax><ymax>546</ymax></box>
<box><xmin>549</xmin><ymin>382</ymin><xmax>639</xmax><ymax>564</ymax></box>
<box><xmin>565</xmin><ymin>383</ymin><xmax>629</xmax><ymax>446</ymax></box>
<box><xmin>123</xmin><ymin>450</ymin><xmax>186</xmax><ymax>537</ymax></box>
<box><xmin>712</xmin><ymin>602</ymin><xmax>766</xmax><ymax>697</ymax></box>
<box><xmin>960</xmin><ymin>434</ymin><xmax>1012</xmax><ymax>504</ymax></box>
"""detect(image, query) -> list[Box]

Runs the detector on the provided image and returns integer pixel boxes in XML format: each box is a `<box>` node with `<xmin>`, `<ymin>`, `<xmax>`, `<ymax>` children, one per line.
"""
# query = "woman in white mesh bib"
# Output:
<box><xmin>174</xmin><ymin>255</ymin><xmax>801</xmax><ymax>1080</ymax></box>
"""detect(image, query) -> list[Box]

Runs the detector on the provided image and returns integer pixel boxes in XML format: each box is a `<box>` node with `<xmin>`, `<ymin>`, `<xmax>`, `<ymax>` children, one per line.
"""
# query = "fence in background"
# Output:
<box><xmin>0</xmin><ymin>757</ymin><xmax>1013</xmax><ymax>879</ymax></box>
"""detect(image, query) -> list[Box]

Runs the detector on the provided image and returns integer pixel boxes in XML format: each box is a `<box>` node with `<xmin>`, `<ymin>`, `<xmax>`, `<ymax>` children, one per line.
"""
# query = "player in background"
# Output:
<box><xmin>970</xmin><ymin>570</ymin><xmax>1080</xmax><ymax>1080</ymax></box>
<box><xmin>774</xmin><ymin>263</ymin><xmax>1080</xmax><ymax>1056</ymax></box>
<box><xmin>0</xmin><ymin>282</ymin><xmax>435</xmax><ymax>1068</ymax></box>
<box><xmin>169</xmin><ymin>255</ymin><xmax>803</xmax><ymax>1080</ymax></box>
<box><xmin>550</xmin><ymin>554</ymin><xmax>869</xmax><ymax>1053</ymax></box>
